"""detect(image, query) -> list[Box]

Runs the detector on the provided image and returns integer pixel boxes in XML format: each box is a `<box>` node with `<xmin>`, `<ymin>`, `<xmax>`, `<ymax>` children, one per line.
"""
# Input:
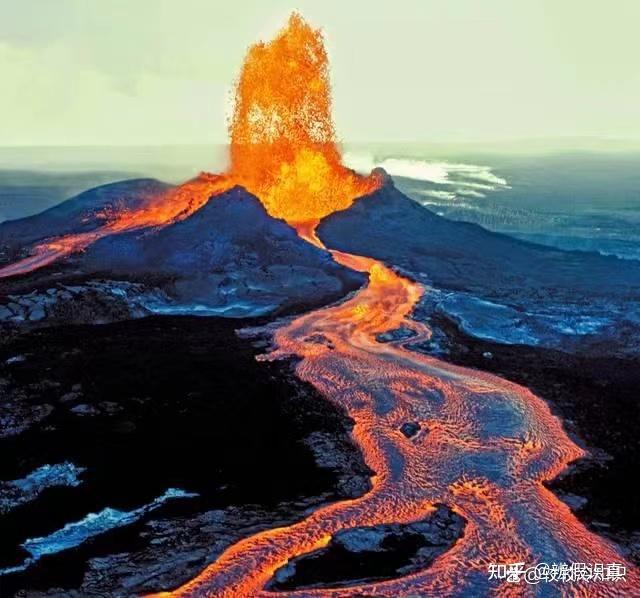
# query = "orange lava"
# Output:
<box><xmin>228</xmin><ymin>12</ymin><xmax>379</xmax><ymax>224</ymax></box>
<box><xmin>159</xmin><ymin>248</ymin><xmax>639</xmax><ymax>597</ymax></box>
<box><xmin>2</xmin><ymin>13</ymin><xmax>638</xmax><ymax>596</ymax></box>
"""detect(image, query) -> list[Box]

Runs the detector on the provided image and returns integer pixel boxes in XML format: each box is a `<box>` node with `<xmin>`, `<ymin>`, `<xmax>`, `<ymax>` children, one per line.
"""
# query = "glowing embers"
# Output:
<box><xmin>229</xmin><ymin>13</ymin><xmax>379</xmax><ymax>223</ymax></box>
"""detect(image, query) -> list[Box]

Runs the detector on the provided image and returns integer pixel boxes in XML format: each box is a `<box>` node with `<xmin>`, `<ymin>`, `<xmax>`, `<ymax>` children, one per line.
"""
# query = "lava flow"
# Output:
<box><xmin>163</xmin><ymin>246</ymin><xmax>639</xmax><ymax>597</ymax></box>
<box><xmin>158</xmin><ymin>13</ymin><xmax>636</xmax><ymax>598</ymax></box>
<box><xmin>0</xmin><ymin>173</ymin><xmax>233</xmax><ymax>278</ymax></box>
<box><xmin>3</xmin><ymin>12</ymin><xmax>638</xmax><ymax>596</ymax></box>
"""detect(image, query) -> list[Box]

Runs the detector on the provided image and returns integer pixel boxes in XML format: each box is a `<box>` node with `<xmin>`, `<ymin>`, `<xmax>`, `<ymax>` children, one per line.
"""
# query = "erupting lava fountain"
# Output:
<box><xmin>154</xmin><ymin>12</ymin><xmax>638</xmax><ymax>598</ymax></box>
<box><xmin>0</xmin><ymin>13</ymin><xmax>378</xmax><ymax>279</ymax></box>
<box><xmin>2</xmin><ymin>12</ymin><xmax>638</xmax><ymax>598</ymax></box>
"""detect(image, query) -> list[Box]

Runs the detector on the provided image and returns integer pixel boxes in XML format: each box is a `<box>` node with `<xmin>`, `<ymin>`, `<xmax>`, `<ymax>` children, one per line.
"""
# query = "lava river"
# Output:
<box><xmin>0</xmin><ymin>173</ymin><xmax>233</xmax><ymax>279</ymax></box>
<box><xmin>3</xmin><ymin>12</ymin><xmax>638</xmax><ymax>595</ymax></box>
<box><xmin>160</xmin><ymin>241</ymin><xmax>639</xmax><ymax>597</ymax></box>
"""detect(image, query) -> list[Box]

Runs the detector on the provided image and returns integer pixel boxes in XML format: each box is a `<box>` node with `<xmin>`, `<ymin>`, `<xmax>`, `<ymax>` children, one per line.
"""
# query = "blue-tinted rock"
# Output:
<box><xmin>400</xmin><ymin>422</ymin><xmax>421</xmax><ymax>438</ymax></box>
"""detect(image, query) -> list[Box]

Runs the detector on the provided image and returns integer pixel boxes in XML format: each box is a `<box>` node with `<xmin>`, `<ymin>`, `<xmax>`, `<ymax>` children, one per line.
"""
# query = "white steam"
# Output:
<box><xmin>343</xmin><ymin>153</ymin><xmax>509</xmax><ymax>201</ymax></box>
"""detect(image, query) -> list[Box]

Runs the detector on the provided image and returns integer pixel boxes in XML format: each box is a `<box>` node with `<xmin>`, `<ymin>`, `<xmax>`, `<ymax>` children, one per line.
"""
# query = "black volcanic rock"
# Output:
<box><xmin>0</xmin><ymin>181</ymin><xmax>366</xmax><ymax>319</ymax></box>
<box><xmin>0</xmin><ymin>316</ymin><xmax>372</xmax><ymax>595</ymax></box>
<box><xmin>318</xmin><ymin>178</ymin><xmax>640</xmax><ymax>354</ymax></box>
<box><xmin>268</xmin><ymin>504</ymin><xmax>465</xmax><ymax>591</ymax></box>
<box><xmin>0</xmin><ymin>282</ymin><xmax>157</xmax><ymax>327</ymax></box>
<box><xmin>399</xmin><ymin>422</ymin><xmax>421</xmax><ymax>438</ymax></box>
<box><xmin>318</xmin><ymin>178</ymin><xmax>640</xmax><ymax>304</ymax></box>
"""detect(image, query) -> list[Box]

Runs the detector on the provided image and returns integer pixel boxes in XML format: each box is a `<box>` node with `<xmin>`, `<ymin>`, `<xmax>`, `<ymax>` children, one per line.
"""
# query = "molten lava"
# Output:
<box><xmin>229</xmin><ymin>13</ymin><xmax>379</xmax><ymax>224</ymax></box>
<box><xmin>0</xmin><ymin>173</ymin><xmax>232</xmax><ymax>278</ymax></box>
<box><xmin>149</xmin><ymin>14</ymin><xmax>636</xmax><ymax>597</ymax></box>
<box><xmin>2</xmin><ymin>12</ymin><xmax>638</xmax><ymax>597</ymax></box>
<box><xmin>159</xmin><ymin>246</ymin><xmax>640</xmax><ymax>597</ymax></box>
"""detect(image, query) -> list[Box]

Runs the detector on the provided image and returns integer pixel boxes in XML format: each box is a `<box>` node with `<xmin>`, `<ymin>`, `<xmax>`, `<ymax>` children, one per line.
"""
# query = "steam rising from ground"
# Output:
<box><xmin>344</xmin><ymin>153</ymin><xmax>509</xmax><ymax>201</ymax></box>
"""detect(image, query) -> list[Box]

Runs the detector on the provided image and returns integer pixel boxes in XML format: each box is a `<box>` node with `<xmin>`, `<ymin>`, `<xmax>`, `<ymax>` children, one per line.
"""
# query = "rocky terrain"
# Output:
<box><xmin>0</xmin><ymin>170</ymin><xmax>144</xmax><ymax>224</ymax></box>
<box><xmin>1</xmin><ymin>173</ymin><xmax>638</xmax><ymax>594</ymax></box>
<box><xmin>0</xmin><ymin>317</ymin><xmax>372</xmax><ymax>595</ymax></box>
<box><xmin>0</xmin><ymin>179</ymin><xmax>168</xmax><ymax>261</ymax></box>
<box><xmin>268</xmin><ymin>504</ymin><xmax>465</xmax><ymax>591</ymax></box>
<box><xmin>0</xmin><ymin>281</ymin><xmax>161</xmax><ymax>327</ymax></box>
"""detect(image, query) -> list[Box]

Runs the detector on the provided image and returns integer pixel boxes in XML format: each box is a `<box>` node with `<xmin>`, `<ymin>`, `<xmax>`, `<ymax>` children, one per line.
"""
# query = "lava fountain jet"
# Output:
<box><xmin>3</xmin><ymin>10</ymin><xmax>638</xmax><ymax>597</ymax></box>
<box><xmin>229</xmin><ymin>12</ymin><xmax>379</xmax><ymax>225</ymax></box>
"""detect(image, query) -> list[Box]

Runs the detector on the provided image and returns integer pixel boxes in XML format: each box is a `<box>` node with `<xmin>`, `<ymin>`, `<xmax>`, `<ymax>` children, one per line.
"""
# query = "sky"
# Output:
<box><xmin>1</xmin><ymin>0</ymin><xmax>640</xmax><ymax>147</ymax></box>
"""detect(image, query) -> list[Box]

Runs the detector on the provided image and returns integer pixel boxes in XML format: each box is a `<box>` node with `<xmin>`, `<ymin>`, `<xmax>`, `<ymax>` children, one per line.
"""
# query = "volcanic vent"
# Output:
<box><xmin>0</xmin><ymin>13</ymin><xmax>378</xmax><ymax>280</ymax></box>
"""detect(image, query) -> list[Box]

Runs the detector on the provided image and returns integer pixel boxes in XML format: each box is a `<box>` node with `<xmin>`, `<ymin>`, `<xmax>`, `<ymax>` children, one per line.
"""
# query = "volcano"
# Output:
<box><xmin>1</xmin><ymin>11</ymin><xmax>639</xmax><ymax>598</ymax></box>
<box><xmin>0</xmin><ymin>14</ymin><xmax>379</xmax><ymax>319</ymax></box>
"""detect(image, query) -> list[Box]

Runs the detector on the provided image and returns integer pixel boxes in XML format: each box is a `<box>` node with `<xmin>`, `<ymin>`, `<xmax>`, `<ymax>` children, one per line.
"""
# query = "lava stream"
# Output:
<box><xmin>2</xmin><ymin>13</ymin><xmax>638</xmax><ymax>594</ymax></box>
<box><xmin>0</xmin><ymin>174</ymin><xmax>233</xmax><ymax>279</ymax></box>
<box><xmin>161</xmin><ymin>248</ymin><xmax>638</xmax><ymax>597</ymax></box>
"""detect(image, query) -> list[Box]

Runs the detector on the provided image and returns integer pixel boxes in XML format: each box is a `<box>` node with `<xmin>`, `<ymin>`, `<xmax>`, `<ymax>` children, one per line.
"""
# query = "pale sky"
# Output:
<box><xmin>2</xmin><ymin>0</ymin><xmax>639</xmax><ymax>146</ymax></box>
